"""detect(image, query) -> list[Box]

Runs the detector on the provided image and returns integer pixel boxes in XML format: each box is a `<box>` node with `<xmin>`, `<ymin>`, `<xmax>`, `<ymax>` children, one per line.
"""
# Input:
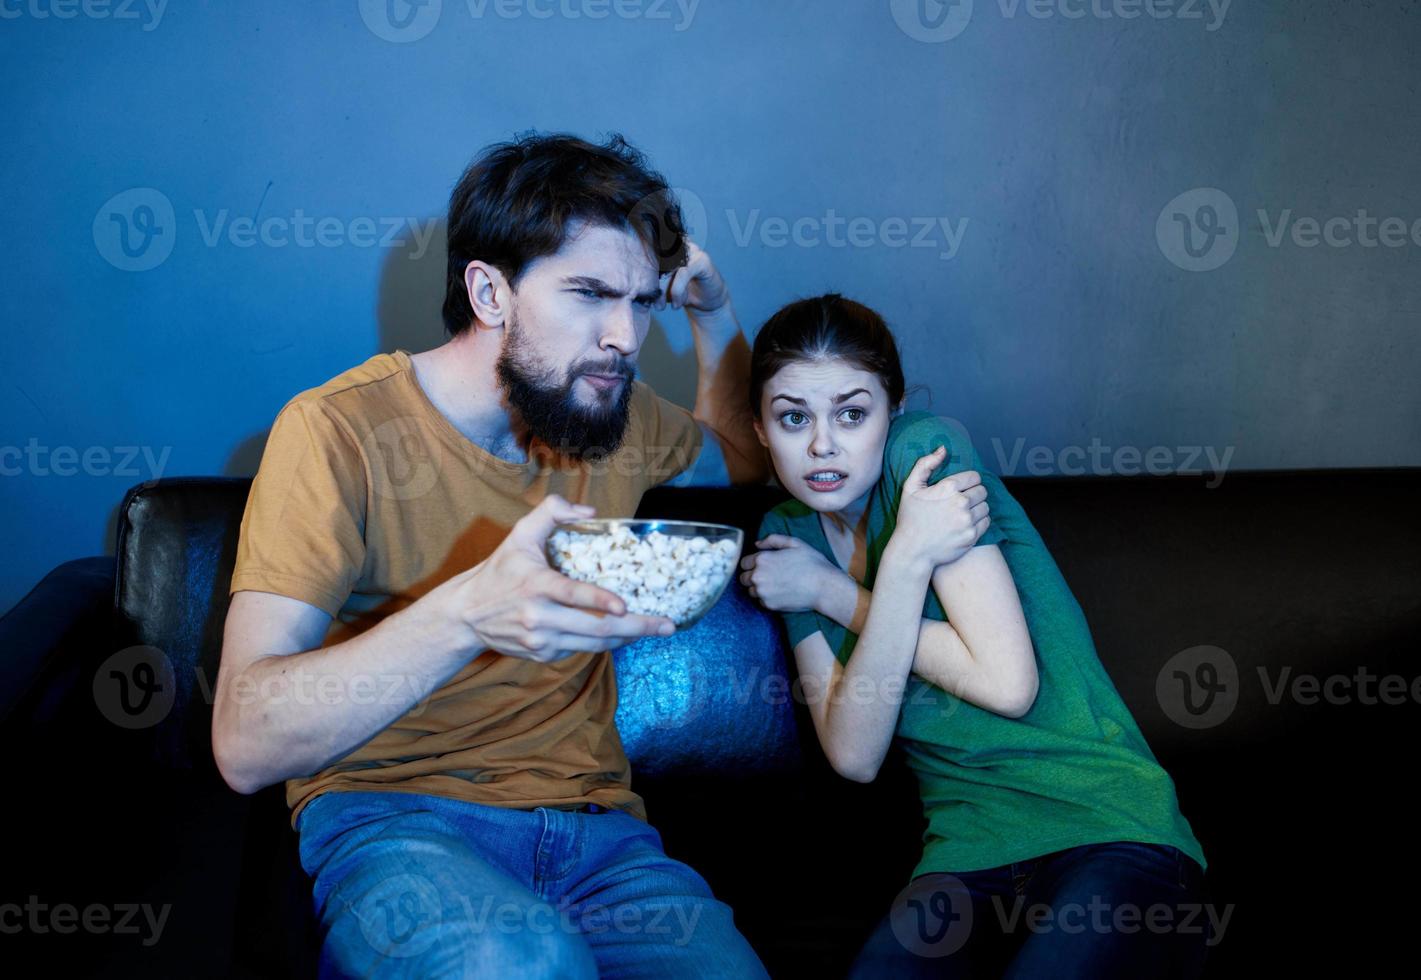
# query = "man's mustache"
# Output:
<box><xmin>574</xmin><ymin>358</ymin><xmax>636</xmax><ymax>379</ymax></box>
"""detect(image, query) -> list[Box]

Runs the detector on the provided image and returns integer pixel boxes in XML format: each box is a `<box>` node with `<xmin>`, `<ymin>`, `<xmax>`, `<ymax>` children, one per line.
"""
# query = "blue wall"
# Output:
<box><xmin>2</xmin><ymin>0</ymin><xmax>1418</xmax><ymax>615</ymax></box>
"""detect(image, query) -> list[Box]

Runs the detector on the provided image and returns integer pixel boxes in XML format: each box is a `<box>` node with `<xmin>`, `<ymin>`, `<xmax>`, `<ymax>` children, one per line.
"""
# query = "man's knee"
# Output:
<box><xmin>327</xmin><ymin>886</ymin><xmax>598</xmax><ymax>979</ymax></box>
<box><xmin>462</xmin><ymin>923</ymin><xmax>598</xmax><ymax>980</ymax></box>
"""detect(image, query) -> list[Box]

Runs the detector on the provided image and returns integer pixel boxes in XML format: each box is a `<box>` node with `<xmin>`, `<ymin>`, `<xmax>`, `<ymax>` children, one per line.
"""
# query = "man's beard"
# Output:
<box><xmin>495</xmin><ymin>314</ymin><xmax>636</xmax><ymax>463</ymax></box>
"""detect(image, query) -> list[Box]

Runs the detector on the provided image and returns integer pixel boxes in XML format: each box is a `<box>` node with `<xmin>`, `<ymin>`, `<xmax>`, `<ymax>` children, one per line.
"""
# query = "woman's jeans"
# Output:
<box><xmin>295</xmin><ymin>790</ymin><xmax>768</xmax><ymax>979</ymax></box>
<box><xmin>849</xmin><ymin>841</ymin><xmax>1216</xmax><ymax>979</ymax></box>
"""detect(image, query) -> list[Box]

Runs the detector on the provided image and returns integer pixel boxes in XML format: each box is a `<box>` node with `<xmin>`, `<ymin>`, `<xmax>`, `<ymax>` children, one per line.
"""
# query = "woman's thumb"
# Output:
<box><xmin>906</xmin><ymin>445</ymin><xmax>947</xmax><ymax>489</ymax></box>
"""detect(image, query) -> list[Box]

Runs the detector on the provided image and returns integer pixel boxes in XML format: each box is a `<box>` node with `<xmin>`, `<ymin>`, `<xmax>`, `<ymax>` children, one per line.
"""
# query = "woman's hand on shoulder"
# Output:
<box><xmin>892</xmin><ymin>446</ymin><xmax>992</xmax><ymax>570</ymax></box>
<box><xmin>739</xmin><ymin>534</ymin><xmax>836</xmax><ymax>613</ymax></box>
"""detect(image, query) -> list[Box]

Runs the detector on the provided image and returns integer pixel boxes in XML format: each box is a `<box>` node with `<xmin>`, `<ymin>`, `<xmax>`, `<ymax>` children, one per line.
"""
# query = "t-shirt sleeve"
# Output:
<box><xmin>634</xmin><ymin>381</ymin><xmax>704</xmax><ymax>487</ymax></box>
<box><xmin>755</xmin><ymin>509</ymin><xmax>825</xmax><ymax>649</ymax></box>
<box><xmin>229</xmin><ymin>398</ymin><xmax>368</xmax><ymax>618</ymax></box>
<box><xmin>886</xmin><ymin>415</ymin><xmax>1008</xmax><ymax>548</ymax></box>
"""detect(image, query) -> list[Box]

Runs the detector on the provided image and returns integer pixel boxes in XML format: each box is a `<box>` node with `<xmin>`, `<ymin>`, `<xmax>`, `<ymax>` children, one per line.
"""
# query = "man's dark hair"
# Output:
<box><xmin>442</xmin><ymin>131</ymin><xmax>689</xmax><ymax>337</ymax></box>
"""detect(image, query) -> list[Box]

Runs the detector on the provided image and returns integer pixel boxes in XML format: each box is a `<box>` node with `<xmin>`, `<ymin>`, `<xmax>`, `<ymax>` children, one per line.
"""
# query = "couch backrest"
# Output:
<box><xmin>114</xmin><ymin>469</ymin><xmax>1421</xmax><ymax>779</ymax></box>
<box><xmin>113</xmin><ymin>477</ymin><xmax>803</xmax><ymax>775</ymax></box>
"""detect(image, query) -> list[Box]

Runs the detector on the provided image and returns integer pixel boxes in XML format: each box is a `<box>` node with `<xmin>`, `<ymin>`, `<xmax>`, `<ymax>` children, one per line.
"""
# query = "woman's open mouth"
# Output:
<box><xmin>804</xmin><ymin>470</ymin><xmax>847</xmax><ymax>493</ymax></box>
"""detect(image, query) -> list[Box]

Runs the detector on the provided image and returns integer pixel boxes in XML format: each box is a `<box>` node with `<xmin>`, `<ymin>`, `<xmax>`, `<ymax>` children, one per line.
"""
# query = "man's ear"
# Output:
<box><xmin>465</xmin><ymin>260</ymin><xmax>511</xmax><ymax>330</ymax></box>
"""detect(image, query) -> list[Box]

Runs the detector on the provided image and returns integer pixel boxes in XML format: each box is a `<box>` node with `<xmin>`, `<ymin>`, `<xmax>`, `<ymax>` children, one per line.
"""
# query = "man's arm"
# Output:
<box><xmin>659</xmin><ymin>242</ymin><xmax>768</xmax><ymax>486</ymax></box>
<box><xmin>213</xmin><ymin>496</ymin><xmax>673</xmax><ymax>795</ymax></box>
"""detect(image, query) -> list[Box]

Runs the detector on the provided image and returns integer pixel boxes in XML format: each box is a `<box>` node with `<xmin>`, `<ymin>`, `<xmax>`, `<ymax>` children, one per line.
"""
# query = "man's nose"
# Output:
<box><xmin>598</xmin><ymin>302</ymin><xmax>641</xmax><ymax>357</ymax></box>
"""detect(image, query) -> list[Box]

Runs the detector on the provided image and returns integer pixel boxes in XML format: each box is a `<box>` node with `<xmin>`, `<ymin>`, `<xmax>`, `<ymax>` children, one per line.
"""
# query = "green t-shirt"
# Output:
<box><xmin>758</xmin><ymin>411</ymin><xmax>1207</xmax><ymax>878</ymax></box>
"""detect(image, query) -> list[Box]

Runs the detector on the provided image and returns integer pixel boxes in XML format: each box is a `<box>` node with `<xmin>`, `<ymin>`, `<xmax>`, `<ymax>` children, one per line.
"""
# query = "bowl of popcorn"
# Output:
<box><xmin>545</xmin><ymin>519</ymin><xmax>744</xmax><ymax>629</ymax></box>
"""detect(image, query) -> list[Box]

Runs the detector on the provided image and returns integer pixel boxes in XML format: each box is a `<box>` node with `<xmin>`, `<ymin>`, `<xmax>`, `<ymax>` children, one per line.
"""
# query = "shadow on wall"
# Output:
<box><xmin>102</xmin><ymin>221</ymin><xmax>701</xmax><ymax>554</ymax></box>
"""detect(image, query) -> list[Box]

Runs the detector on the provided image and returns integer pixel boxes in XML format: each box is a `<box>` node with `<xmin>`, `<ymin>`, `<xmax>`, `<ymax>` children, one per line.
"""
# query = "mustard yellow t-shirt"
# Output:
<box><xmin>228</xmin><ymin>349</ymin><xmax>703</xmax><ymax>826</ymax></box>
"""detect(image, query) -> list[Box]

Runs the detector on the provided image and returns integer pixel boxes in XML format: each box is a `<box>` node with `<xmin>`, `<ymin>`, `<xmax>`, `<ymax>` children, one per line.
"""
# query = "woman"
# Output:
<box><xmin>739</xmin><ymin>294</ymin><xmax>1211</xmax><ymax>978</ymax></box>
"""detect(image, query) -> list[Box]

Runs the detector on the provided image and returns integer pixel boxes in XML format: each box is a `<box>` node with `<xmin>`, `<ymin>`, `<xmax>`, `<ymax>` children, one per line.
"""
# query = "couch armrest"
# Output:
<box><xmin>0</xmin><ymin>555</ymin><xmax>118</xmax><ymax>725</ymax></box>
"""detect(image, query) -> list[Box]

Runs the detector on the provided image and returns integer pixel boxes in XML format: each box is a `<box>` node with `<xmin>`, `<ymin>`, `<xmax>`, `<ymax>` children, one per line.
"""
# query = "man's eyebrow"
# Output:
<box><xmin>563</xmin><ymin>275</ymin><xmax>662</xmax><ymax>303</ymax></box>
<box><xmin>770</xmin><ymin>388</ymin><xmax>871</xmax><ymax>407</ymax></box>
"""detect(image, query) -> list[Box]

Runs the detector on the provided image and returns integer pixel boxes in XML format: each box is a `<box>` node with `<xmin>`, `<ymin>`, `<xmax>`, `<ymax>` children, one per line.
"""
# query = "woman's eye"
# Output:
<box><xmin>781</xmin><ymin>411</ymin><xmax>808</xmax><ymax>427</ymax></box>
<box><xmin>840</xmin><ymin>408</ymin><xmax>866</xmax><ymax>424</ymax></box>
<box><xmin>575</xmin><ymin>288</ymin><xmax>600</xmax><ymax>299</ymax></box>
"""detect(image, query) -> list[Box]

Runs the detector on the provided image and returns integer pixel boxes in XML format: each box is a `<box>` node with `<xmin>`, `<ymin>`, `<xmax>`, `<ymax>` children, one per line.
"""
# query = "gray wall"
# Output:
<box><xmin>2</xmin><ymin>0</ymin><xmax>1418</xmax><ymax>615</ymax></box>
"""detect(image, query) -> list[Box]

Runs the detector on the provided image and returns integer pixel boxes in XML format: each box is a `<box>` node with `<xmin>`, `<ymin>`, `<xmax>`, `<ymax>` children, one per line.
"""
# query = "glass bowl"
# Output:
<box><xmin>545</xmin><ymin>518</ymin><xmax>744</xmax><ymax>629</ymax></box>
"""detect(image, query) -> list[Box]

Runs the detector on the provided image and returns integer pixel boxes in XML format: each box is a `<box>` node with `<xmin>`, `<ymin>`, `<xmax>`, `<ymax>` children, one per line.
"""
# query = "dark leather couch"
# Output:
<box><xmin>5</xmin><ymin>470</ymin><xmax>1419</xmax><ymax>977</ymax></box>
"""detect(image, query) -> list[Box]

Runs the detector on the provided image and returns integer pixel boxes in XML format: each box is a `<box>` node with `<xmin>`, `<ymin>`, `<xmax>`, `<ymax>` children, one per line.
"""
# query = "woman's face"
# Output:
<box><xmin>753</xmin><ymin>357</ymin><xmax>899</xmax><ymax>514</ymax></box>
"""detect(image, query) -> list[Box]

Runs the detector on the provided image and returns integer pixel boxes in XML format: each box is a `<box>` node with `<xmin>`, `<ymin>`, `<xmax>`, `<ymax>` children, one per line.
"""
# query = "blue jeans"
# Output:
<box><xmin>849</xmin><ymin>841</ymin><xmax>1215</xmax><ymax>979</ymax></box>
<box><xmin>296</xmin><ymin>790</ymin><xmax>769</xmax><ymax>979</ymax></box>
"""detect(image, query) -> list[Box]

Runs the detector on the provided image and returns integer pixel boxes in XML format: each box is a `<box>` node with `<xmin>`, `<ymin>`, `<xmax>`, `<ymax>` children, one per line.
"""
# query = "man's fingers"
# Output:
<box><xmin>541</xmin><ymin>571</ymin><xmax>626</xmax><ymax>615</ymax></box>
<box><xmin>517</xmin><ymin>494</ymin><xmax>595</xmax><ymax>544</ymax></box>
<box><xmin>536</xmin><ymin>604</ymin><xmax>673</xmax><ymax>642</ymax></box>
<box><xmin>667</xmin><ymin>266</ymin><xmax>692</xmax><ymax>308</ymax></box>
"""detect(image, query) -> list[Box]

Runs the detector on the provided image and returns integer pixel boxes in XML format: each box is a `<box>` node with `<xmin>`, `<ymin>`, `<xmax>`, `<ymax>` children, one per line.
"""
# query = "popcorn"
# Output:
<box><xmin>547</xmin><ymin>525</ymin><xmax>741</xmax><ymax>626</ymax></box>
